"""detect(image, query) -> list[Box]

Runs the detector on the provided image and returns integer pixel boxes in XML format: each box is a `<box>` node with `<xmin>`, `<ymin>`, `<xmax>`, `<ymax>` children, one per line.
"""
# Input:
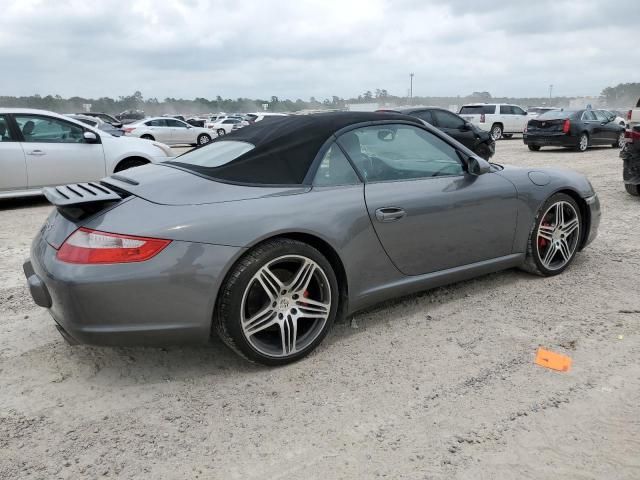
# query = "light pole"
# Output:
<box><xmin>410</xmin><ymin>73</ymin><xmax>414</xmax><ymax>104</ymax></box>
<box><xmin>549</xmin><ymin>84</ymin><xmax>553</xmax><ymax>99</ymax></box>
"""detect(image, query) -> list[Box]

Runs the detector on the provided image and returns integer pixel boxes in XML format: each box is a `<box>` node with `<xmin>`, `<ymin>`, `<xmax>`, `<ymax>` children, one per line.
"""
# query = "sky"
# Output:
<box><xmin>0</xmin><ymin>0</ymin><xmax>638</xmax><ymax>100</ymax></box>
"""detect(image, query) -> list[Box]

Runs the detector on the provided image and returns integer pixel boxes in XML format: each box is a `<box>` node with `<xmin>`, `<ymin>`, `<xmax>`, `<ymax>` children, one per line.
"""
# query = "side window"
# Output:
<box><xmin>338</xmin><ymin>124</ymin><xmax>464</xmax><ymax>183</ymax></box>
<box><xmin>433</xmin><ymin>110</ymin><xmax>465</xmax><ymax>129</ymax></box>
<box><xmin>313</xmin><ymin>144</ymin><xmax>360</xmax><ymax>186</ymax></box>
<box><xmin>15</xmin><ymin>115</ymin><xmax>85</xmax><ymax>143</ymax></box>
<box><xmin>0</xmin><ymin>115</ymin><xmax>16</xmax><ymax>142</ymax></box>
<box><xmin>593</xmin><ymin>110</ymin><xmax>608</xmax><ymax>122</ymax></box>
<box><xmin>147</xmin><ymin>119</ymin><xmax>167</xmax><ymax>127</ymax></box>
<box><xmin>500</xmin><ymin>105</ymin><xmax>514</xmax><ymax>114</ymax></box>
<box><xmin>413</xmin><ymin>110</ymin><xmax>434</xmax><ymax>124</ymax></box>
<box><xmin>512</xmin><ymin>106</ymin><xmax>526</xmax><ymax>115</ymax></box>
<box><xmin>582</xmin><ymin>111</ymin><xmax>596</xmax><ymax>121</ymax></box>
<box><xmin>166</xmin><ymin>119</ymin><xmax>186</xmax><ymax>128</ymax></box>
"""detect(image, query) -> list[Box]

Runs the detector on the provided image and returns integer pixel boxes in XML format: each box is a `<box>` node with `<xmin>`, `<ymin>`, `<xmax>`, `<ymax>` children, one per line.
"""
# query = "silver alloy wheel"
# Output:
<box><xmin>618</xmin><ymin>132</ymin><xmax>625</xmax><ymax>148</ymax></box>
<box><xmin>491</xmin><ymin>125</ymin><xmax>502</xmax><ymax>140</ymax></box>
<box><xmin>536</xmin><ymin>201</ymin><xmax>580</xmax><ymax>271</ymax></box>
<box><xmin>240</xmin><ymin>255</ymin><xmax>332</xmax><ymax>358</ymax></box>
<box><xmin>578</xmin><ymin>134</ymin><xmax>588</xmax><ymax>151</ymax></box>
<box><xmin>217</xmin><ymin>129</ymin><xmax>225</xmax><ymax>136</ymax></box>
<box><xmin>199</xmin><ymin>134</ymin><xmax>210</xmax><ymax>145</ymax></box>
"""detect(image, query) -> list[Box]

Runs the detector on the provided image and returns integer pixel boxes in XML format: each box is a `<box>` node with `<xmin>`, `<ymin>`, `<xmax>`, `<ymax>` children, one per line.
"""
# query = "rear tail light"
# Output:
<box><xmin>562</xmin><ymin>119</ymin><xmax>571</xmax><ymax>134</ymax></box>
<box><xmin>123</xmin><ymin>127</ymin><xmax>136</xmax><ymax>134</ymax></box>
<box><xmin>625</xmin><ymin>129</ymin><xmax>640</xmax><ymax>142</ymax></box>
<box><xmin>627</xmin><ymin>110</ymin><xmax>632</xmax><ymax>121</ymax></box>
<box><xmin>480</xmin><ymin>113</ymin><xmax>485</xmax><ymax>123</ymax></box>
<box><xmin>57</xmin><ymin>228</ymin><xmax>171</xmax><ymax>264</ymax></box>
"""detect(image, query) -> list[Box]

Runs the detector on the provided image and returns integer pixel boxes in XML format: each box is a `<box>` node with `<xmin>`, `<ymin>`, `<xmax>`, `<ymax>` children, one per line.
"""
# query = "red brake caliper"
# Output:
<box><xmin>538</xmin><ymin>222</ymin><xmax>550</xmax><ymax>248</ymax></box>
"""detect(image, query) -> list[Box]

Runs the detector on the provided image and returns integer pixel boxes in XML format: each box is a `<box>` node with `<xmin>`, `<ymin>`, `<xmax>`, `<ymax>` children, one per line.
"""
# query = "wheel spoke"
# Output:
<box><xmin>555</xmin><ymin>203</ymin><xmax>564</xmax><ymax>227</ymax></box>
<box><xmin>562</xmin><ymin>218</ymin><xmax>579</xmax><ymax>237</ymax></box>
<box><xmin>288</xmin><ymin>259</ymin><xmax>316</xmax><ymax>293</ymax></box>
<box><xmin>558</xmin><ymin>239</ymin><xmax>572</xmax><ymax>262</ymax></box>
<box><xmin>296</xmin><ymin>298</ymin><xmax>330</xmax><ymax>318</ymax></box>
<box><xmin>538</xmin><ymin>224</ymin><xmax>554</xmax><ymax>241</ymax></box>
<box><xmin>257</xmin><ymin>266</ymin><xmax>283</xmax><ymax>300</ymax></box>
<box><xmin>279</xmin><ymin>315</ymin><xmax>297</xmax><ymax>355</ymax></box>
<box><xmin>243</xmin><ymin>306</ymin><xmax>278</xmax><ymax>336</ymax></box>
<box><xmin>541</xmin><ymin>244</ymin><xmax>557</xmax><ymax>267</ymax></box>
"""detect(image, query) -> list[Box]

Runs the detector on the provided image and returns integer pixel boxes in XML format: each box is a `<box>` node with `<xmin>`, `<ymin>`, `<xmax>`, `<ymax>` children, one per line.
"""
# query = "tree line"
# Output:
<box><xmin>1</xmin><ymin>83</ymin><xmax>636</xmax><ymax>116</ymax></box>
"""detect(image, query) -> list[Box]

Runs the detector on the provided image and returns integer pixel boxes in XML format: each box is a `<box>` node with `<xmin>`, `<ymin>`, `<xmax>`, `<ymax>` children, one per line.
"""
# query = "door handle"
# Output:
<box><xmin>27</xmin><ymin>150</ymin><xmax>46</xmax><ymax>156</ymax></box>
<box><xmin>375</xmin><ymin>207</ymin><xmax>406</xmax><ymax>223</ymax></box>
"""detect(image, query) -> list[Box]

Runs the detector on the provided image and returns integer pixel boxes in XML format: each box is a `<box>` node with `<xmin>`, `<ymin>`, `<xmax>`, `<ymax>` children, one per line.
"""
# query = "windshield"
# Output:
<box><xmin>169</xmin><ymin>141</ymin><xmax>254</xmax><ymax>168</ymax></box>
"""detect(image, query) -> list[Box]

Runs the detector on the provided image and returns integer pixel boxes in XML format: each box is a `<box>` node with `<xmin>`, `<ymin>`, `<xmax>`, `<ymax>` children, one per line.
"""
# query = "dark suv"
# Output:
<box><xmin>622</xmin><ymin>124</ymin><xmax>640</xmax><ymax>196</ymax></box>
<box><xmin>377</xmin><ymin>107</ymin><xmax>495</xmax><ymax>159</ymax></box>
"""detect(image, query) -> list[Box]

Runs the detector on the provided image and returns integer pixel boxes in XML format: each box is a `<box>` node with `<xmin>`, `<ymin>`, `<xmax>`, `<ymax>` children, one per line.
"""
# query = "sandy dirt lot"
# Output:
<box><xmin>1</xmin><ymin>140</ymin><xmax>639</xmax><ymax>479</ymax></box>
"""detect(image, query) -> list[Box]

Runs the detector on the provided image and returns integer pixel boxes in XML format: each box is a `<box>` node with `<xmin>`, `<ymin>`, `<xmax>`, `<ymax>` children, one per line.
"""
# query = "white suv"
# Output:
<box><xmin>458</xmin><ymin>103</ymin><xmax>529</xmax><ymax>140</ymax></box>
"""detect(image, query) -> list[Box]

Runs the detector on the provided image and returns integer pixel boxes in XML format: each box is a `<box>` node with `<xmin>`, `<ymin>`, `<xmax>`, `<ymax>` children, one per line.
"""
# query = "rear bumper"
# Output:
<box><xmin>583</xmin><ymin>194</ymin><xmax>601</xmax><ymax>248</ymax></box>
<box><xmin>523</xmin><ymin>133</ymin><xmax>575</xmax><ymax>147</ymax></box>
<box><xmin>25</xmin><ymin>230</ymin><xmax>243</xmax><ymax>346</ymax></box>
<box><xmin>621</xmin><ymin>145</ymin><xmax>640</xmax><ymax>185</ymax></box>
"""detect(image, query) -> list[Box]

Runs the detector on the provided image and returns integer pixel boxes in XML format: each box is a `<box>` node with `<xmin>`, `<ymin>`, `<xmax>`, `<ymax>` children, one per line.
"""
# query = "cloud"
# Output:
<box><xmin>0</xmin><ymin>0</ymin><xmax>638</xmax><ymax>100</ymax></box>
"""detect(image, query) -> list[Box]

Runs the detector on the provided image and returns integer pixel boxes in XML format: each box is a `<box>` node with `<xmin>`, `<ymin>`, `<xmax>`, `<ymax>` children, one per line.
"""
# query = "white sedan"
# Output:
<box><xmin>0</xmin><ymin>108</ymin><xmax>173</xmax><ymax>199</ymax></box>
<box><xmin>125</xmin><ymin>117</ymin><xmax>213</xmax><ymax>146</ymax></box>
<box><xmin>207</xmin><ymin>118</ymin><xmax>244</xmax><ymax>136</ymax></box>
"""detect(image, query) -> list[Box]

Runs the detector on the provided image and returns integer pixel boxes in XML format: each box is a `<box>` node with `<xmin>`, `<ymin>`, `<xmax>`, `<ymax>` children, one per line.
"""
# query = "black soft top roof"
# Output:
<box><xmin>169</xmin><ymin>111</ymin><xmax>420</xmax><ymax>185</ymax></box>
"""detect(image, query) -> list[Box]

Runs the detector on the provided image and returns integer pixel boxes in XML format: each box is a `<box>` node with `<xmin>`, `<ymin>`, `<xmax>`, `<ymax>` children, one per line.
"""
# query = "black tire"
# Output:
<box><xmin>475</xmin><ymin>142</ymin><xmax>493</xmax><ymax>160</ymax></box>
<box><xmin>521</xmin><ymin>193</ymin><xmax>582</xmax><ymax>277</ymax></box>
<box><xmin>613</xmin><ymin>132</ymin><xmax>624</xmax><ymax>148</ymax></box>
<box><xmin>140</xmin><ymin>134</ymin><xmax>154</xmax><ymax>141</ymax></box>
<box><xmin>214</xmin><ymin>239</ymin><xmax>339</xmax><ymax>366</ymax></box>
<box><xmin>576</xmin><ymin>132</ymin><xmax>589</xmax><ymax>152</ymax></box>
<box><xmin>197</xmin><ymin>133</ymin><xmax>211</xmax><ymax>146</ymax></box>
<box><xmin>502</xmin><ymin>134</ymin><xmax>513</xmax><ymax>139</ymax></box>
<box><xmin>490</xmin><ymin>124</ymin><xmax>503</xmax><ymax>140</ymax></box>
<box><xmin>217</xmin><ymin>129</ymin><xmax>225</xmax><ymax>136</ymax></box>
<box><xmin>625</xmin><ymin>183</ymin><xmax>640</xmax><ymax>196</ymax></box>
<box><xmin>114</xmin><ymin>157</ymin><xmax>148</xmax><ymax>172</ymax></box>
<box><xmin>528</xmin><ymin>145</ymin><xmax>541</xmax><ymax>151</ymax></box>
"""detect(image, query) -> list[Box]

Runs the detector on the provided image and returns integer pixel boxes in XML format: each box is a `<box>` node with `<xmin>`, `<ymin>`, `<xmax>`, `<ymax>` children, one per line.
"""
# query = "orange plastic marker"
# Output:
<box><xmin>535</xmin><ymin>347</ymin><xmax>572</xmax><ymax>372</ymax></box>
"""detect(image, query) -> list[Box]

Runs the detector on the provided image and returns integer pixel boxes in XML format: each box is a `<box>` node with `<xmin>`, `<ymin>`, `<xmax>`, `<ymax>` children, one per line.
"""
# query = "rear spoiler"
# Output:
<box><xmin>43</xmin><ymin>182</ymin><xmax>127</xmax><ymax>220</ymax></box>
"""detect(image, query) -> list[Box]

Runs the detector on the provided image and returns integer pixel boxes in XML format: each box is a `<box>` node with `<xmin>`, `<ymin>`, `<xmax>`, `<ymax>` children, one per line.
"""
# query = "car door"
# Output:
<box><xmin>499</xmin><ymin>105</ymin><xmax>516</xmax><ymax>132</ymax></box>
<box><xmin>0</xmin><ymin>114</ymin><xmax>28</xmax><ymax>194</ymax></box>
<box><xmin>14</xmin><ymin>114</ymin><xmax>106</xmax><ymax>188</ymax></box>
<box><xmin>337</xmin><ymin>124</ymin><xmax>518</xmax><ymax>275</ymax></box>
<box><xmin>581</xmin><ymin>110</ymin><xmax>603</xmax><ymax>143</ymax></box>
<box><xmin>431</xmin><ymin>109</ymin><xmax>476</xmax><ymax>149</ymax></box>
<box><xmin>511</xmin><ymin>106</ymin><xmax>528</xmax><ymax>131</ymax></box>
<box><xmin>146</xmin><ymin>119</ymin><xmax>173</xmax><ymax>144</ymax></box>
<box><xmin>594</xmin><ymin>110</ymin><xmax>619</xmax><ymax>143</ymax></box>
<box><xmin>166</xmin><ymin>119</ymin><xmax>192</xmax><ymax>144</ymax></box>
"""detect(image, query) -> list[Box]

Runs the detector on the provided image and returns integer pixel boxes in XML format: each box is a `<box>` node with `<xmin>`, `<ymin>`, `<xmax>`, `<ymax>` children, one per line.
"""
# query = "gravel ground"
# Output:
<box><xmin>1</xmin><ymin>140</ymin><xmax>639</xmax><ymax>479</ymax></box>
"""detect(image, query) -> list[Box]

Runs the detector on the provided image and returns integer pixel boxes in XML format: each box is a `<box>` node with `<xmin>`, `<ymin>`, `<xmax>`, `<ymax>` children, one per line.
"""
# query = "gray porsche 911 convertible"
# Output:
<box><xmin>24</xmin><ymin>112</ymin><xmax>600</xmax><ymax>365</ymax></box>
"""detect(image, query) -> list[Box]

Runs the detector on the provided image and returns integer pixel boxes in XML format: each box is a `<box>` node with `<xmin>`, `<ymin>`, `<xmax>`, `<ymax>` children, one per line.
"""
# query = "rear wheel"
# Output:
<box><xmin>197</xmin><ymin>133</ymin><xmax>211</xmax><ymax>146</ymax></box>
<box><xmin>490</xmin><ymin>124</ymin><xmax>503</xmax><ymax>140</ymax></box>
<box><xmin>576</xmin><ymin>133</ymin><xmax>588</xmax><ymax>152</ymax></box>
<box><xmin>140</xmin><ymin>134</ymin><xmax>154</xmax><ymax>141</ymax></box>
<box><xmin>114</xmin><ymin>157</ymin><xmax>148</xmax><ymax>172</ymax></box>
<box><xmin>522</xmin><ymin>193</ymin><xmax>582</xmax><ymax>276</ymax></box>
<box><xmin>625</xmin><ymin>183</ymin><xmax>640</xmax><ymax>196</ymax></box>
<box><xmin>217</xmin><ymin>129</ymin><xmax>225</xmax><ymax>136</ymax></box>
<box><xmin>613</xmin><ymin>132</ymin><xmax>624</xmax><ymax>148</ymax></box>
<box><xmin>214</xmin><ymin>239</ymin><xmax>339</xmax><ymax>366</ymax></box>
<box><xmin>475</xmin><ymin>142</ymin><xmax>494</xmax><ymax>160</ymax></box>
<box><xmin>528</xmin><ymin>145</ymin><xmax>541</xmax><ymax>151</ymax></box>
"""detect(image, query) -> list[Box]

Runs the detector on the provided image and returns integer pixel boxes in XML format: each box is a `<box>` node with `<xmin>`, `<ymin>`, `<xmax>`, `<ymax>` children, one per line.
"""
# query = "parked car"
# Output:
<box><xmin>24</xmin><ymin>112</ymin><xmax>600</xmax><ymax>365</ymax></box>
<box><xmin>459</xmin><ymin>103</ymin><xmax>529</xmax><ymax>140</ymax></box>
<box><xmin>67</xmin><ymin>114</ymin><xmax>125</xmax><ymax>137</ymax></box>
<box><xmin>626</xmin><ymin>97</ymin><xmax>640</xmax><ymax>128</ymax></box>
<box><xmin>524</xmin><ymin>109</ymin><xmax>625</xmax><ymax>152</ymax></box>
<box><xmin>76</xmin><ymin>112</ymin><xmax>123</xmax><ymax>129</ymax></box>
<box><xmin>527</xmin><ymin>107</ymin><xmax>556</xmax><ymax>117</ymax></box>
<box><xmin>377</xmin><ymin>107</ymin><xmax>495</xmax><ymax>159</ymax></box>
<box><xmin>0</xmin><ymin>108</ymin><xmax>173</xmax><ymax>199</ymax></box>
<box><xmin>621</xmin><ymin>124</ymin><xmax>640</xmax><ymax>196</ymax></box>
<box><xmin>186</xmin><ymin>118</ymin><xmax>206</xmax><ymax>128</ymax></box>
<box><xmin>208</xmin><ymin>118</ymin><xmax>244</xmax><ymax>136</ymax></box>
<box><xmin>124</xmin><ymin>117</ymin><xmax>212</xmax><ymax>146</ymax></box>
<box><xmin>116</xmin><ymin>110</ymin><xmax>146</xmax><ymax>124</ymax></box>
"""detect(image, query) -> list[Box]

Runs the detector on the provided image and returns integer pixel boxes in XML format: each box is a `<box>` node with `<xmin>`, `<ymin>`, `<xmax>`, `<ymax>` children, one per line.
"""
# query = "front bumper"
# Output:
<box><xmin>583</xmin><ymin>193</ymin><xmax>601</xmax><ymax>248</ymax></box>
<box><xmin>523</xmin><ymin>133</ymin><xmax>576</xmax><ymax>147</ymax></box>
<box><xmin>24</xmin><ymin>230</ymin><xmax>243</xmax><ymax>346</ymax></box>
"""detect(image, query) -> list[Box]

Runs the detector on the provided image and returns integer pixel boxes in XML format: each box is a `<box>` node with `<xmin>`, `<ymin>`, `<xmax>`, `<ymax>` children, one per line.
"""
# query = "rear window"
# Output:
<box><xmin>170</xmin><ymin>141</ymin><xmax>254</xmax><ymax>168</ymax></box>
<box><xmin>536</xmin><ymin>110</ymin><xmax>575</xmax><ymax>120</ymax></box>
<box><xmin>459</xmin><ymin>105</ymin><xmax>495</xmax><ymax>115</ymax></box>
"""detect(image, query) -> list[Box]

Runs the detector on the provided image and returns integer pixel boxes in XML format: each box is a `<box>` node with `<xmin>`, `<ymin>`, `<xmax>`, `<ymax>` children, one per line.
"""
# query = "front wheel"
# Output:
<box><xmin>625</xmin><ymin>183</ymin><xmax>640</xmax><ymax>196</ymax></box>
<box><xmin>522</xmin><ymin>193</ymin><xmax>582</xmax><ymax>276</ymax></box>
<box><xmin>528</xmin><ymin>145</ymin><xmax>541</xmax><ymax>151</ymax></box>
<box><xmin>140</xmin><ymin>134</ymin><xmax>154</xmax><ymax>141</ymax></box>
<box><xmin>490</xmin><ymin>124</ymin><xmax>503</xmax><ymax>140</ymax></box>
<box><xmin>217</xmin><ymin>129</ymin><xmax>226</xmax><ymax>136</ymax></box>
<box><xmin>576</xmin><ymin>133</ymin><xmax>589</xmax><ymax>152</ymax></box>
<box><xmin>197</xmin><ymin>133</ymin><xmax>211</xmax><ymax>145</ymax></box>
<box><xmin>474</xmin><ymin>142</ymin><xmax>494</xmax><ymax>160</ymax></box>
<box><xmin>214</xmin><ymin>239</ymin><xmax>339</xmax><ymax>366</ymax></box>
<box><xmin>613</xmin><ymin>132</ymin><xmax>624</xmax><ymax>148</ymax></box>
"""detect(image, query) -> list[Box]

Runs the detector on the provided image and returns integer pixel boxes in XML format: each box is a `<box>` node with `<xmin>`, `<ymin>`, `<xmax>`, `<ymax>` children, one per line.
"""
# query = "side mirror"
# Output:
<box><xmin>83</xmin><ymin>131</ymin><xmax>98</xmax><ymax>143</ymax></box>
<box><xmin>462</xmin><ymin>122</ymin><xmax>472</xmax><ymax>130</ymax></box>
<box><xmin>467</xmin><ymin>155</ymin><xmax>491</xmax><ymax>176</ymax></box>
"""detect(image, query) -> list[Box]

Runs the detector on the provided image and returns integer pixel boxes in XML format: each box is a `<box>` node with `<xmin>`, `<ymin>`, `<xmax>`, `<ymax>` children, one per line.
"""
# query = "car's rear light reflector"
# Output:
<box><xmin>124</xmin><ymin>127</ymin><xmax>136</xmax><ymax>133</ymax></box>
<box><xmin>57</xmin><ymin>228</ymin><xmax>170</xmax><ymax>264</ymax></box>
<box><xmin>562</xmin><ymin>119</ymin><xmax>571</xmax><ymax>134</ymax></box>
<box><xmin>480</xmin><ymin>113</ymin><xmax>485</xmax><ymax>123</ymax></box>
<box><xmin>625</xmin><ymin>129</ymin><xmax>640</xmax><ymax>142</ymax></box>
<box><xmin>627</xmin><ymin>110</ymin><xmax>632</xmax><ymax>121</ymax></box>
